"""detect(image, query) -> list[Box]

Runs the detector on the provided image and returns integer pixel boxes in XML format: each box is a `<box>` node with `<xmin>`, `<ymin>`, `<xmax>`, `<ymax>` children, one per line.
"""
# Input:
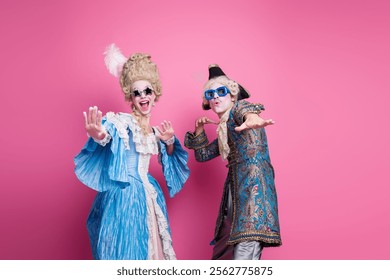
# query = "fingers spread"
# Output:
<box><xmin>97</xmin><ymin>110</ymin><xmax>103</xmax><ymax>127</ymax></box>
<box><xmin>83</xmin><ymin>112</ymin><xmax>88</xmax><ymax>126</ymax></box>
<box><xmin>196</xmin><ymin>117</ymin><xmax>218</xmax><ymax>127</ymax></box>
<box><xmin>155</xmin><ymin>126</ymin><xmax>162</xmax><ymax>134</ymax></box>
<box><xmin>92</xmin><ymin>106</ymin><xmax>99</xmax><ymax>125</ymax></box>
<box><xmin>160</xmin><ymin>121</ymin><xmax>167</xmax><ymax>132</ymax></box>
<box><xmin>88</xmin><ymin>107</ymin><xmax>94</xmax><ymax>125</ymax></box>
<box><xmin>207</xmin><ymin>118</ymin><xmax>218</xmax><ymax>124</ymax></box>
<box><xmin>267</xmin><ymin>119</ymin><xmax>275</xmax><ymax>125</ymax></box>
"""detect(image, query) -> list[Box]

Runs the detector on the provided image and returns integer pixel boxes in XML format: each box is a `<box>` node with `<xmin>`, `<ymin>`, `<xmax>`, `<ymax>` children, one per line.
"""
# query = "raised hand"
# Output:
<box><xmin>235</xmin><ymin>113</ymin><xmax>275</xmax><ymax>132</ymax></box>
<box><xmin>194</xmin><ymin>116</ymin><xmax>219</xmax><ymax>135</ymax></box>
<box><xmin>156</xmin><ymin>120</ymin><xmax>175</xmax><ymax>142</ymax></box>
<box><xmin>83</xmin><ymin>106</ymin><xmax>106</xmax><ymax>140</ymax></box>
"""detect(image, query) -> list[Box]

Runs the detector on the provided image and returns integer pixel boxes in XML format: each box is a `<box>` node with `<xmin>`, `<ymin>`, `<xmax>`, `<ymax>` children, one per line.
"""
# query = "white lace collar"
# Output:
<box><xmin>106</xmin><ymin>112</ymin><xmax>159</xmax><ymax>155</ymax></box>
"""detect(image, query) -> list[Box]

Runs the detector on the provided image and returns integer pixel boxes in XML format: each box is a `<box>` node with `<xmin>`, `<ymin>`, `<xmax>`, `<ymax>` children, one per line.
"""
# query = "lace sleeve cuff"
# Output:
<box><xmin>162</xmin><ymin>136</ymin><xmax>175</xmax><ymax>146</ymax></box>
<box><xmin>90</xmin><ymin>129</ymin><xmax>112</xmax><ymax>146</ymax></box>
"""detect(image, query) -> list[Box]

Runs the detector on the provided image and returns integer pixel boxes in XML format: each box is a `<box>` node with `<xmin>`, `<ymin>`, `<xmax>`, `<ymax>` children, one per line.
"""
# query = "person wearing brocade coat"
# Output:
<box><xmin>184</xmin><ymin>65</ymin><xmax>281</xmax><ymax>260</ymax></box>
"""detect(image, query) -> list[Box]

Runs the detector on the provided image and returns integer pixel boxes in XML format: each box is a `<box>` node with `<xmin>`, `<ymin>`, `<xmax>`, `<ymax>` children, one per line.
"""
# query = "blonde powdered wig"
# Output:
<box><xmin>120</xmin><ymin>53</ymin><xmax>162</xmax><ymax>102</ymax></box>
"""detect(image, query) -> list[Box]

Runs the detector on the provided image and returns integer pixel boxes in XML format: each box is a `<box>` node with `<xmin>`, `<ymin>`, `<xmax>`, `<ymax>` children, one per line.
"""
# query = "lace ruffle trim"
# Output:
<box><xmin>106</xmin><ymin>112</ymin><xmax>158</xmax><ymax>154</ymax></box>
<box><xmin>139</xmin><ymin>153</ymin><xmax>176</xmax><ymax>260</ymax></box>
<box><xmin>90</xmin><ymin>128</ymin><xmax>112</xmax><ymax>146</ymax></box>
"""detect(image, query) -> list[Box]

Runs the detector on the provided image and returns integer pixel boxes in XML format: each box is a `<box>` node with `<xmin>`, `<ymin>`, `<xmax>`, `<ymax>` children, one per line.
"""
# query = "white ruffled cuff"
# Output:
<box><xmin>162</xmin><ymin>136</ymin><xmax>175</xmax><ymax>146</ymax></box>
<box><xmin>89</xmin><ymin>129</ymin><xmax>112</xmax><ymax>146</ymax></box>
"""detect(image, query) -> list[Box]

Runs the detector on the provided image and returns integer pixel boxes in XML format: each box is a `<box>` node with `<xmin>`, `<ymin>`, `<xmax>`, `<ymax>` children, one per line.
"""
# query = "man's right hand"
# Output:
<box><xmin>194</xmin><ymin>116</ymin><xmax>218</xmax><ymax>135</ymax></box>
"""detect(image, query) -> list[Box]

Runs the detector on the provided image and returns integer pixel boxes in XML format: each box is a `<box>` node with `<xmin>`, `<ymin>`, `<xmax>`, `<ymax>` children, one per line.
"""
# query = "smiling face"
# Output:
<box><xmin>207</xmin><ymin>82</ymin><xmax>234</xmax><ymax>118</ymax></box>
<box><xmin>130</xmin><ymin>80</ymin><xmax>156</xmax><ymax>116</ymax></box>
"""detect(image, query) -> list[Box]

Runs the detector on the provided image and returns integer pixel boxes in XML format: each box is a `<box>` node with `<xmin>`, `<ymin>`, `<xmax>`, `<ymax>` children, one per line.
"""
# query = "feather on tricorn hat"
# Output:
<box><xmin>203</xmin><ymin>64</ymin><xmax>250</xmax><ymax>110</ymax></box>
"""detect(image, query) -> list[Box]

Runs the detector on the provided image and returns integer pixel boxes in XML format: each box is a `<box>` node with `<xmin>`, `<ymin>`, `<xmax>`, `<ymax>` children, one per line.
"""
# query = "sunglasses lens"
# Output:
<box><xmin>204</xmin><ymin>90</ymin><xmax>215</xmax><ymax>100</ymax></box>
<box><xmin>133</xmin><ymin>90</ymin><xmax>141</xmax><ymax>97</ymax></box>
<box><xmin>144</xmin><ymin>87</ymin><xmax>153</xmax><ymax>95</ymax></box>
<box><xmin>216</xmin><ymin>87</ymin><xmax>227</xmax><ymax>96</ymax></box>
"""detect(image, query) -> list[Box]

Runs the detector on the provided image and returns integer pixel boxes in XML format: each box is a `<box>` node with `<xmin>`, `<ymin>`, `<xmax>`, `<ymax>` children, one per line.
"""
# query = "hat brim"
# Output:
<box><xmin>237</xmin><ymin>85</ymin><xmax>250</xmax><ymax>100</ymax></box>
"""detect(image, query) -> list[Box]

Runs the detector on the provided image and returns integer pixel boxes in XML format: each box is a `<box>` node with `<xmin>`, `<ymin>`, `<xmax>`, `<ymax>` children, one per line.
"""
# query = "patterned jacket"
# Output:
<box><xmin>185</xmin><ymin>100</ymin><xmax>281</xmax><ymax>246</ymax></box>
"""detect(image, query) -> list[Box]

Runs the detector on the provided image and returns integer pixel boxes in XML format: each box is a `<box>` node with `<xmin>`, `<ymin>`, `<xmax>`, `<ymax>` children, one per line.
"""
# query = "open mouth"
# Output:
<box><xmin>139</xmin><ymin>100</ymin><xmax>150</xmax><ymax>111</ymax></box>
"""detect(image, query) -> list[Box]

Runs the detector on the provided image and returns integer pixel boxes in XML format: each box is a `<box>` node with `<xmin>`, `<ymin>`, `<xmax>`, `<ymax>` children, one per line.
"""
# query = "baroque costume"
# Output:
<box><xmin>185</xmin><ymin>100</ymin><xmax>281</xmax><ymax>248</ymax></box>
<box><xmin>74</xmin><ymin>112</ymin><xmax>189</xmax><ymax>260</ymax></box>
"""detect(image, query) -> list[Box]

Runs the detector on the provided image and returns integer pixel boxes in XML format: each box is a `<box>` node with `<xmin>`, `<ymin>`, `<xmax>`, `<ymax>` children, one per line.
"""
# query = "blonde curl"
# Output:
<box><xmin>120</xmin><ymin>53</ymin><xmax>162</xmax><ymax>101</ymax></box>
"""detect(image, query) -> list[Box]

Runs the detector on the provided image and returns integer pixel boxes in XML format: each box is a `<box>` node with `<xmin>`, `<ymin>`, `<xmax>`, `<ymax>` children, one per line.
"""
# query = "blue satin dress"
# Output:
<box><xmin>74</xmin><ymin>113</ymin><xmax>189</xmax><ymax>260</ymax></box>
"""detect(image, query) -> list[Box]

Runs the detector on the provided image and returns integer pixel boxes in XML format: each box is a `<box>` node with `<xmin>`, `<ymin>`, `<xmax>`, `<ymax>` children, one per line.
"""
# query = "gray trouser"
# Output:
<box><xmin>234</xmin><ymin>241</ymin><xmax>263</xmax><ymax>260</ymax></box>
<box><xmin>212</xmin><ymin>188</ymin><xmax>263</xmax><ymax>260</ymax></box>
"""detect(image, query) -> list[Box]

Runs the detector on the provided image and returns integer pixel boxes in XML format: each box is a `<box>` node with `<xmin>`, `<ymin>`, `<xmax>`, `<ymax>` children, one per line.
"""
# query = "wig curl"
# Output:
<box><xmin>120</xmin><ymin>53</ymin><xmax>162</xmax><ymax>101</ymax></box>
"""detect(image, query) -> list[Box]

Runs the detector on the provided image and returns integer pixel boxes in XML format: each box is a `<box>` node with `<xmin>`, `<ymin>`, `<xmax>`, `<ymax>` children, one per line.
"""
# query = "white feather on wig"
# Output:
<box><xmin>103</xmin><ymin>44</ymin><xmax>127</xmax><ymax>77</ymax></box>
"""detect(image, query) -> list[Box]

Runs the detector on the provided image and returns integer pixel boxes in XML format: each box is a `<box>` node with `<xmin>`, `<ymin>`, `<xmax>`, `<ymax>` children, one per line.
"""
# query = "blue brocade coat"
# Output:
<box><xmin>74</xmin><ymin>113</ymin><xmax>190</xmax><ymax>259</ymax></box>
<box><xmin>185</xmin><ymin>100</ymin><xmax>281</xmax><ymax>247</ymax></box>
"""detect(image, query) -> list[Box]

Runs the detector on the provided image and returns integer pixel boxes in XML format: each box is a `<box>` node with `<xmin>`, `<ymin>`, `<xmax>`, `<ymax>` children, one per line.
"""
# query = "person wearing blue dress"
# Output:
<box><xmin>185</xmin><ymin>65</ymin><xmax>281</xmax><ymax>260</ymax></box>
<box><xmin>74</xmin><ymin>46</ymin><xmax>189</xmax><ymax>260</ymax></box>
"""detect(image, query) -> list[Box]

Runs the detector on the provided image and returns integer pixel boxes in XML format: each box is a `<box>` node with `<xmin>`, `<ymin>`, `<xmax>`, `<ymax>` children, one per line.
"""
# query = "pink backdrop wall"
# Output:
<box><xmin>0</xmin><ymin>0</ymin><xmax>389</xmax><ymax>259</ymax></box>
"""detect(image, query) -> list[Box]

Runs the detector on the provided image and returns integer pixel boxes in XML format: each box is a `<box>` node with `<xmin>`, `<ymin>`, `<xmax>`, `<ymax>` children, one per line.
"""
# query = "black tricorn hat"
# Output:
<box><xmin>203</xmin><ymin>64</ymin><xmax>250</xmax><ymax>110</ymax></box>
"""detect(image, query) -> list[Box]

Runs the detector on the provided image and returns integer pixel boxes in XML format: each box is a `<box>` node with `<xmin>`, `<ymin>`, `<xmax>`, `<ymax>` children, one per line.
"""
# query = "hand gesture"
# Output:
<box><xmin>194</xmin><ymin>116</ymin><xmax>218</xmax><ymax>135</ymax></box>
<box><xmin>156</xmin><ymin>120</ymin><xmax>175</xmax><ymax>142</ymax></box>
<box><xmin>235</xmin><ymin>113</ymin><xmax>275</xmax><ymax>132</ymax></box>
<box><xmin>83</xmin><ymin>106</ymin><xmax>106</xmax><ymax>140</ymax></box>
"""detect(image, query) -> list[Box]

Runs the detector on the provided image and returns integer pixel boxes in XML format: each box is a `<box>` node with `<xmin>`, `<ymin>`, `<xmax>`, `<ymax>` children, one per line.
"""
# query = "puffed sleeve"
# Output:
<box><xmin>74</xmin><ymin>118</ymin><xmax>130</xmax><ymax>192</ymax></box>
<box><xmin>158</xmin><ymin>137</ymin><xmax>190</xmax><ymax>198</ymax></box>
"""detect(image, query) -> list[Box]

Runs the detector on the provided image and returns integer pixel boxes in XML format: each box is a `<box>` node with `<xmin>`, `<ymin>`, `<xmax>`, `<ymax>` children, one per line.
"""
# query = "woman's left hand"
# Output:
<box><xmin>156</xmin><ymin>120</ymin><xmax>175</xmax><ymax>142</ymax></box>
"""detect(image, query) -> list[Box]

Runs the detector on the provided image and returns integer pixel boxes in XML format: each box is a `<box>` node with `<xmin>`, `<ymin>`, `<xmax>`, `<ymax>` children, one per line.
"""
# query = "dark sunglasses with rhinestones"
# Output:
<box><xmin>204</xmin><ymin>86</ymin><xmax>230</xmax><ymax>101</ymax></box>
<box><xmin>132</xmin><ymin>87</ymin><xmax>154</xmax><ymax>97</ymax></box>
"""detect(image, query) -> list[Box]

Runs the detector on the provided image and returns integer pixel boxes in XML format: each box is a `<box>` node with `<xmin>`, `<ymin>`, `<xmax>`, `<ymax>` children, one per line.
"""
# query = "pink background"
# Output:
<box><xmin>0</xmin><ymin>0</ymin><xmax>389</xmax><ymax>260</ymax></box>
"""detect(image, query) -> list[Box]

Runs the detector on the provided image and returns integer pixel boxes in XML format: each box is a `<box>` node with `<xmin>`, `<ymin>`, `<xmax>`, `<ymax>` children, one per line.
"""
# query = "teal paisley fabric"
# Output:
<box><xmin>185</xmin><ymin>100</ymin><xmax>281</xmax><ymax>247</ymax></box>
